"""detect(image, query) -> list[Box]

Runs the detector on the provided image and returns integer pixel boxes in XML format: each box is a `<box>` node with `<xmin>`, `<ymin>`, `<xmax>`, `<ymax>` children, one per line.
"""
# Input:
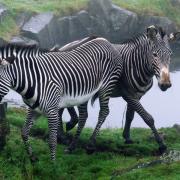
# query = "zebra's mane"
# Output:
<box><xmin>58</xmin><ymin>35</ymin><xmax>99</xmax><ymax>52</ymax></box>
<box><xmin>122</xmin><ymin>26</ymin><xmax>167</xmax><ymax>45</ymax></box>
<box><xmin>122</xmin><ymin>33</ymin><xmax>147</xmax><ymax>45</ymax></box>
<box><xmin>0</xmin><ymin>43</ymin><xmax>49</xmax><ymax>53</ymax></box>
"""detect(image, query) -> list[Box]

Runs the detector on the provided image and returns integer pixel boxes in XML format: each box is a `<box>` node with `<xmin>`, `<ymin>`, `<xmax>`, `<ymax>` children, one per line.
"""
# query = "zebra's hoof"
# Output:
<box><xmin>57</xmin><ymin>135</ymin><xmax>70</xmax><ymax>145</ymax></box>
<box><xmin>30</xmin><ymin>155</ymin><xmax>39</xmax><ymax>163</ymax></box>
<box><xmin>124</xmin><ymin>139</ymin><xmax>134</xmax><ymax>144</ymax></box>
<box><xmin>66</xmin><ymin>121</ymin><xmax>77</xmax><ymax>131</ymax></box>
<box><xmin>159</xmin><ymin>144</ymin><xmax>167</xmax><ymax>155</ymax></box>
<box><xmin>64</xmin><ymin>148</ymin><xmax>73</xmax><ymax>154</ymax></box>
<box><xmin>86</xmin><ymin>144</ymin><xmax>96</xmax><ymax>154</ymax></box>
<box><xmin>64</xmin><ymin>141</ymin><xmax>77</xmax><ymax>153</ymax></box>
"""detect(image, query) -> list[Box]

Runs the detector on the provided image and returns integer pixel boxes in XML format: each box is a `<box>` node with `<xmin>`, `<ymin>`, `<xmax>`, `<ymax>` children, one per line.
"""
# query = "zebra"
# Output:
<box><xmin>58</xmin><ymin>26</ymin><xmax>180</xmax><ymax>153</ymax></box>
<box><xmin>0</xmin><ymin>37</ymin><xmax>123</xmax><ymax>160</ymax></box>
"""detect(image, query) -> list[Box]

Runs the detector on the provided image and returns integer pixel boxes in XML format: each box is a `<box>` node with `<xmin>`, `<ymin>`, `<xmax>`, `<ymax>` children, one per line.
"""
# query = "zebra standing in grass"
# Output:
<box><xmin>0</xmin><ymin>37</ymin><xmax>123</xmax><ymax>160</ymax></box>
<box><xmin>60</xmin><ymin>26</ymin><xmax>180</xmax><ymax>153</ymax></box>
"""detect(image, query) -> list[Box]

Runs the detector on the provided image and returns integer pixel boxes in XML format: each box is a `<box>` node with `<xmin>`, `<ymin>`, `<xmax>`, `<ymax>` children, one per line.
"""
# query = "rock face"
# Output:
<box><xmin>4</xmin><ymin>0</ymin><xmax>178</xmax><ymax>49</ymax></box>
<box><xmin>22</xmin><ymin>12</ymin><xmax>59</xmax><ymax>48</ymax></box>
<box><xmin>10</xmin><ymin>36</ymin><xmax>38</xmax><ymax>45</ymax></box>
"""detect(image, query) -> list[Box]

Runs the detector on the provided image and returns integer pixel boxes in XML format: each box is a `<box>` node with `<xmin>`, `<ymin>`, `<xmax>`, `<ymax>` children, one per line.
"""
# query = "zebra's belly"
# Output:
<box><xmin>59</xmin><ymin>86</ymin><xmax>101</xmax><ymax>108</ymax></box>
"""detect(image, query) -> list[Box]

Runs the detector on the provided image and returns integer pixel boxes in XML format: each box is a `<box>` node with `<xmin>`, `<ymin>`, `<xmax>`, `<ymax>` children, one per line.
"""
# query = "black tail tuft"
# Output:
<box><xmin>91</xmin><ymin>92</ymin><xmax>99</xmax><ymax>106</ymax></box>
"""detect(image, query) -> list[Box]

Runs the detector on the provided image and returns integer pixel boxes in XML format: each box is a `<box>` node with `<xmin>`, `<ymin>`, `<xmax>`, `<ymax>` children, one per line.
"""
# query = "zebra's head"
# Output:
<box><xmin>147</xmin><ymin>25</ymin><xmax>180</xmax><ymax>91</ymax></box>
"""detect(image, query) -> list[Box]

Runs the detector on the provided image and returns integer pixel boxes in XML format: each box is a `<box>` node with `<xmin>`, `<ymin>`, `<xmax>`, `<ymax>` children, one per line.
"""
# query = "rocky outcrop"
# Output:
<box><xmin>21</xmin><ymin>12</ymin><xmax>59</xmax><ymax>48</ymax></box>
<box><xmin>10</xmin><ymin>36</ymin><xmax>38</xmax><ymax>45</ymax></box>
<box><xmin>0</xmin><ymin>0</ymin><xmax>178</xmax><ymax>49</ymax></box>
<box><xmin>15</xmin><ymin>11</ymin><xmax>32</xmax><ymax>28</ymax></box>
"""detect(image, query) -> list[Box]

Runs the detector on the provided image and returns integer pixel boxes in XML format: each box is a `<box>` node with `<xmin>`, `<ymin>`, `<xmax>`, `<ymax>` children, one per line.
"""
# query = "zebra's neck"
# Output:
<box><xmin>116</xmin><ymin>34</ymin><xmax>154</xmax><ymax>93</ymax></box>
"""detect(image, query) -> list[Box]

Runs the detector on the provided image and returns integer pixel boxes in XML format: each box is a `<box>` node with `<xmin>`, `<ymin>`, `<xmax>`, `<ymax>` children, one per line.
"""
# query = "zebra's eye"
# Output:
<box><xmin>153</xmin><ymin>52</ymin><xmax>158</xmax><ymax>57</ymax></box>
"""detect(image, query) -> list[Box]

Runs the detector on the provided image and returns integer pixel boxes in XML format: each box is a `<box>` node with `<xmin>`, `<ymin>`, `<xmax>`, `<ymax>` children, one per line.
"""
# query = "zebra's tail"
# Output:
<box><xmin>91</xmin><ymin>92</ymin><xmax>99</xmax><ymax>106</ymax></box>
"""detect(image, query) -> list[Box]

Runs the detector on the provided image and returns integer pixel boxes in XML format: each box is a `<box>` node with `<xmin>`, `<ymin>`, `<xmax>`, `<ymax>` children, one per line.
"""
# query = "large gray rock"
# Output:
<box><xmin>69</xmin><ymin>15</ymin><xmax>89</xmax><ymax>41</ymax></box>
<box><xmin>15</xmin><ymin>12</ymin><xmax>32</xmax><ymax>28</ymax></box>
<box><xmin>88</xmin><ymin>0</ymin><xmax>112</xmax><ymax>18</ymax></box>
<box><xmin>87</xmin><ymin>0</ymin><xmax>139</xmax><ymax>42</ymax></box>
<box><xmin>108</xmin><ymin>5</ymin><xmax>138</xmax><ymax>42</ymax></box>
<box><xmin>16</xmin><ymin>0</ymin><xmax>179</xmax><ymax>50</ymax></box>
<box><xmin>88</xmin><ymin>0</ymin><xmax>113</xmax><ymax>37</ymax></box>
<box><xmin>77</xmin><ymin>10</ymin><xmax>93</xmax><ymax>34</ymax></box>
<box><xmin>57</xmin><ymin>17</ymin><xmax>70</xmax><ymax>46</ymax></box>
<box><xmin>57</xmin><ymin>13</ymin><xmax>90</xmax><ymax>46</ymax></box>
<box><xmin>21</xmin><ymin>12</ymin><xmax>59</xmax><ymax>49</ymax></box>
<box><xmin>0</xmin><ymin>4</ymin><xmax>8</xmax><ymax>22</ymax></box>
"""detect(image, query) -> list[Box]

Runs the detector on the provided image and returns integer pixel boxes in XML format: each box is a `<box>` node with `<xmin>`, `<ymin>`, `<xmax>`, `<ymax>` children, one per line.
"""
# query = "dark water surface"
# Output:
<box><xmin>3</xmin><ymin>55</ymin><xmax>180</xmax><ymax>128</ymax></box>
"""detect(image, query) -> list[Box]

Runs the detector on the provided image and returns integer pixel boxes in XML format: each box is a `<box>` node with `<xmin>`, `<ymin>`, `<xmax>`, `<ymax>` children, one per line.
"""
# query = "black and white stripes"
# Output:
<box><xmin>62</xmin><ymin>26</ymin><xmax>179</xmax><ymax>153</ymax></box>
<box><xmin>0</xmin><ymin>38</ymin><xmax>123</xmax><ymax>160</ymax></box>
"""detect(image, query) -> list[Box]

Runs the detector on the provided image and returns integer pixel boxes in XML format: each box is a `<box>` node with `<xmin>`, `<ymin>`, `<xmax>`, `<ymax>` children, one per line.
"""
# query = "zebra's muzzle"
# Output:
<box><xmin>158</xmin><ymin>66</ymin><xmax>171</xmax><ymax>91</ymax></box>
<box><xmin>158</xmin><ymin>82</ymin><xmax>172</xmax><ymax>91</ymax></box>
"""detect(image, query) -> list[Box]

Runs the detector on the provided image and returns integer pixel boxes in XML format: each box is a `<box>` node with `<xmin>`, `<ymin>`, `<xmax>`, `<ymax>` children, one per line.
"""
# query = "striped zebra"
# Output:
<box><xmin>0</xmin><ymin>38</ymin><xmax>123</xmax><ymax>160</ymax></box>
<box><xmin>60</xmin><ymin>26</ymin><xmax>180</xmax><ymax>153</ymax></box>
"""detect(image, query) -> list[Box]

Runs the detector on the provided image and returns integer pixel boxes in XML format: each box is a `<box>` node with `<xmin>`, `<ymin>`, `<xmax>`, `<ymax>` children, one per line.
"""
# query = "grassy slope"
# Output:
<box><xmin>0</xmin><ymin>0</ymin><xmax>88</xmax><ymax>40</ymax></box>
<box><xmin>0</xmin><ymin>108</ymin><xmax>179</xmax><ymax>179</ymax></box>
<box><xmin>0</xmin><ymin>0</ymin><xmax>180</xmax><ymax>39</ymax></box>
<box><xmin>113</xmin><ymin>0</ymin><xmax>180</xmax><ymax>25</ymax></box>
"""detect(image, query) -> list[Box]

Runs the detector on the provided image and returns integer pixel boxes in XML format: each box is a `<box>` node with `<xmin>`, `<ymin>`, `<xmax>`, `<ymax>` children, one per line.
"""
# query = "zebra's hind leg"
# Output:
<box><xmin>122</xmin><ymin>104</ymin><xmax>135</xmax><ymax>144</ymax></box>
<box><xmin>86</xmin><ymin>95</ymin><xmax>110</xmax><ymax>153</ymax></box>
<box><xmin>65</xmin><ymin>103</ymin><xmax>88</xmax><ymax>153</ymax></box>
<box><xmin>57</xmin><ymin>108</ymin><xmax>70</xmax><ymax>145</ymax></box>
<box><xmin>21</xmin><ymin>108</ymin><xmax>40</xmax><ymax>163</ymax></box>
<box><xmin>123</xmin><ymin>96</ymin><xmax>167</xmax><ymax>154</ymax></box>
<box><xmin>66</xmin><ymin>107</ymin><xmax>78</xmax><ymax>131</ymax></box>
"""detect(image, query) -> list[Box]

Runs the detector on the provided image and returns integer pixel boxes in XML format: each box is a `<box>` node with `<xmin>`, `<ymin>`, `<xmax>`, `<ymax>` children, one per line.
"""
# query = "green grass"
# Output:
<box><xmin>0</xmin><ymin>108</ymin><xmax>179</xmax><ymax>179</ymax></box>
<box><xmin>0</xmin><ymin>0</ymin><xmax>88</xmax><ymax>16</ymax></box>
<box><xmin>0</xmin><ymin>0</ymin><xmax>88</xmax><ymax>40</ymax></box>
<box><xmin>0</xmin><ymin>15</ymin><xmax>19</xmax><ymax>40</ymax></box>
<box><xmin>113</xmin><ymin>0</ymin><xmax>180</xmax><ymax>27</ymax></box>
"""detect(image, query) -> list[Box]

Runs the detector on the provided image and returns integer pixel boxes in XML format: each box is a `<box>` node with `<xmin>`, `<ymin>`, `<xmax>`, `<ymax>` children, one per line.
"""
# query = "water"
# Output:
<box><xmin>3</xmin><ymin>56</ymin><xmax>180</xmax><ymax>129</ymax></box>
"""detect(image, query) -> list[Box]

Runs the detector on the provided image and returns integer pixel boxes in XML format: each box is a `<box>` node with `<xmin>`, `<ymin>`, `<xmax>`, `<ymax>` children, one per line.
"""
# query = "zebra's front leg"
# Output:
<box><xmin>123</xmin><ymin>96</ymin><xmax>167</xmax><ymax>154</ymax></box>
<box><xmin>21</xmin><ymin>108</ymin><xmax>40</xmax><ymax>162</ymax></box>
<box><xmin>87</xmin><ymin>95</ymin><xmax>110</xmax><ymax>153</ymax></box>
<box><xmin>66</xmin><ymin>107</ymin><xmax>79</xmax><ymax>131</ymax></box>
<box><xmin>65</xmin><ymin>103</ymin><xmax>88</xmax><ymax>153</ymax></box>
<box><xmin>47</xmin><ymin>110</ymin><xmax>59</xmax><ymax>161</ymax></box>
<box><xmin>122</xmin><ymin>104</ymin><xmax>135</xmax><ymax>144</ymax></box>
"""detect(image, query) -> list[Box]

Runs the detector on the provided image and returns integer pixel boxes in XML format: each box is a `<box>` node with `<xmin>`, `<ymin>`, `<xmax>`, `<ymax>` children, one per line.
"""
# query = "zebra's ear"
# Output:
<box><xmin>0</xmin><ymin>59</ymin><xmax>9</xmax><ymax>66</ymax></box>
<box><xmin>147</xmin><ymin>25</ymin><xmax>158</xmax><ymax>41</ymax></box>
<box><xmin>168</xmin><ymin>32</ymin><xmax>180</xmax><ymax>41</ymax></box>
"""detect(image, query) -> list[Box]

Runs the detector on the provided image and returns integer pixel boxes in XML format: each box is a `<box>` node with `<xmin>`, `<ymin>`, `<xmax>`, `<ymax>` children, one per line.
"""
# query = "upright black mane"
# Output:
<box><xmin>121</xmin><ymin>33</ymin><xmax>147</xmax><ymax>45</ymax></box>
<box><xmin>121</xmin><ymin>26</ymin><xmax>167</xmax><ymax>45</ymax></box>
